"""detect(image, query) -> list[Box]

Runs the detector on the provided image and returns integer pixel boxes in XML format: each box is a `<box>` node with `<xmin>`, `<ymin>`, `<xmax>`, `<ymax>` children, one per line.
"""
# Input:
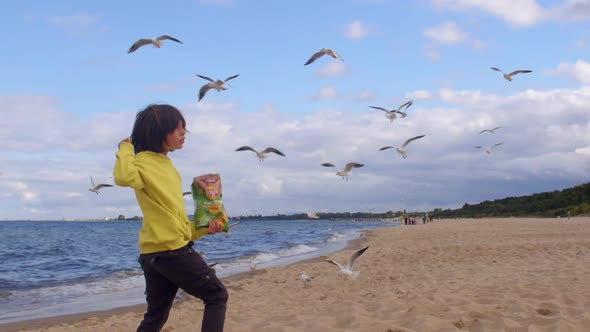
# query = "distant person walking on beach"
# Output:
<box><xmin>114</xmin><ymin>104</ymin><xmax>228</xmax><ymax>332</ymax></box>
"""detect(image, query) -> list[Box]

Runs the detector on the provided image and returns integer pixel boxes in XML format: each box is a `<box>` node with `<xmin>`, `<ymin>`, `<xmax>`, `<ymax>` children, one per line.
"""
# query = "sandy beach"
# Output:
<box><xmin>3</xmin><ymin>217</ymin><xmax>590</xmax><ymax>332</ymax></box>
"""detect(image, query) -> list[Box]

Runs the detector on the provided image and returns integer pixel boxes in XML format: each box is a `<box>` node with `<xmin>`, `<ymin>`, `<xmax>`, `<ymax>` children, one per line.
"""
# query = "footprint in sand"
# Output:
<box><xmin>535</xmin><ymin>303</ymin><xmax>560</xmax><ymax>318</ymax></box>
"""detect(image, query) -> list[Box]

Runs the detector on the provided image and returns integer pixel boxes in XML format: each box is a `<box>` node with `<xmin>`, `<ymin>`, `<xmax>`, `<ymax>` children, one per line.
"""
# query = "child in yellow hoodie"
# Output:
<box><xmin>114</xmin><ymin>104</ymin><xmax>227</xmax><ymax>332</ymax></box>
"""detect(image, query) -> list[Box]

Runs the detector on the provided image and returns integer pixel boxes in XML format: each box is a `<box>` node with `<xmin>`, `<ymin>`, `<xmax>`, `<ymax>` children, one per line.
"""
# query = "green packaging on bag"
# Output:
<box><xmin>191</xmin><ymin>174</ymin><xmax>229</xmax><ymax>232</ymax></box>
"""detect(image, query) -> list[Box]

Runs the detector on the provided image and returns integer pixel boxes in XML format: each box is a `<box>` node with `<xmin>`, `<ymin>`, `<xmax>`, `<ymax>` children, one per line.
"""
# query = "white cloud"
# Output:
<box><xmin>431</xmin><ymin>0</ymin><xmax>590</xmax><ymax>26</ymax></box>
<box><xmin>424</xmin><ymin>21</ymin><xmax>468</xmax><ymax>44</ymax></box>
<box><xmin>431</xmin><ymin>0</ymin><xmax>547</xmax><ymax>26</ymax></box>
<box><xmin>345</xmin><ymin>20</ymin><xmax>370</xmax><ymax>40</ymax></box>
<box><xmin>545</xmin><ymin>59</ymin><xmax>590</xmax><ymax>84</ymax></box>
<box><xmin>1</xmin><ymin>86</ymin><xmax>590</xmax><ymax>219</ymax></box>
<box><xmin>46</xmin><ymin>14</ymin><xmax>108</xmax><ymax>35</ymax></box>
<box><xmin>315</xmin><ymin>61</ymin><xmax>350</xmax><ymax>77</ymax></box>
<box><xmin>309</xmin><ymin>86</ymin><xmax>339</xmax><ymax>101</ymax></box>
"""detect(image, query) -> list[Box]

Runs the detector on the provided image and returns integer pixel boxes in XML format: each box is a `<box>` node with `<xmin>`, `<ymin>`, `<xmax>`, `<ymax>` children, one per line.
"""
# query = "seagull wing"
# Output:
<box><xmin>492</xmin><ymin>126</ymin><xmax>503</xmax><ymax>132</ymax></box>
<box><xmin>224</xmin><ymin>74</ymin><xmax>240</xmax><ymax>82</ymax></box>
<box><xmin>479</xmin><ymin>129</ymin><xmax>492</xmax><ymax>134</ymax></box>
<box><xmin>90</xmin><ymin>176</ymin><xmax>96</xmax><ymax>188</ymax></box>
<box><xmin>182</xmin><ymin>191</ymin><xmax>192</xmax><ymax>196</ymax></box>
<box><xmin>304</xmin><ymin>50</ymin><xmax>325</xmax><ymax>66</ymax></box>
<box><xmin>492</xmin><ymin>142</ymin><xmax>504</xmax><ymax>149</ymax></box>
<box><xmin>325</xmin><ymin>259</ymin><xmax>345</xmax><ymax>270</ymax></box>
<box><xmin>127</xmin><ymin>39</ymin><xmax>153</xmax><ymax>53</ymax></box>
<box><xmin>343</xmin><ymin>162</ymin><xmax>364</xmax><ymax>172</ymax></box>
<box><xmin>369</xmin><ymin>106</ymin><xmax>390</xmax><ymax>113</ymax></box>
<box><xmin>199</xmin><ymin>84</ymin><xmax>213</xmax><ymax>101</ymax></box>
<box><xmin>490</xmin><ymin>67</ymin><xmax>503</xmax><ymax>73</ymax></box>
<box><xmin>474</xmin><ymin>146</ymin><xmax>483</xmax><ymax>149</ymax></box>
<box><xmin>261</xmin><ymin>147</ymin><xmax>285</xmax><ymax>157</ymax></box>
<box><xmin>321</xmin><ymin>163</ymin><xmax>335</xmax><ymax>167</ymax></box>
<box><xmin>401</xmin><ymin>135</ymin><xmax>425</xmax><ymax>148</ymax></box>
<box><xmin>348</xmin><ymin>246</ymin><xmax>369</xmax><ymax>270</ymax></box>
<box><xmin>379</xmin><ymin>146</ymin><xmax>394</xmax><ymax>151</ymax></box>
<box><xmin>508</xmin><ymin>70</ymin><xmax>532</xmax><ymax>76</ymax></box>
<box><xmin>156</xmin><ymin>35</ymin><xmax>183</xmax><ymax>44</ymax></box>
<box><xmin>235</xmin><ymin>146</ymin><xmax>257</xmax><ymax>153</ymax></box>
<box><xmin>95</xmin><ymin>184</ymin><xmax>114</xmax><ymax>190</ymax></box>
<box><xmin>396</xmin><ymin>100</ymin><xmax>413</xmax><ymax>112</ymax></box>
<box><xmin>326</xmin><ymin>48</ymin><xmax>342</xmax><ymax>60</ymax></box>
<box><xmin>228</xmin><ymin>221</ymin><xmax>242</xmax><ymax>229</ymax></box>
<box><xmin>196</xmin><ymin>74</ymin><xmax>215</xmax><ymax>82</ymax></box>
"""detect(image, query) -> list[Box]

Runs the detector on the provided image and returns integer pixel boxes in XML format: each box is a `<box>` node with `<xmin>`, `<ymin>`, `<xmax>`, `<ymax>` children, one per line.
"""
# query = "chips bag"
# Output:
<box><xmin>192</xmin><ymin>174</ymin><xmax>229</xmax><ymax>232</ymax></box>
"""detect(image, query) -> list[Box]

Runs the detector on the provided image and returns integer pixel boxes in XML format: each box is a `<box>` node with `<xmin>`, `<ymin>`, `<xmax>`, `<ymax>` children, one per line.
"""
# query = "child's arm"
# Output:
<box><xmin>113</xmin><ymin>138</ymin><xmax>145</xmax><ymax>190</ymax></box>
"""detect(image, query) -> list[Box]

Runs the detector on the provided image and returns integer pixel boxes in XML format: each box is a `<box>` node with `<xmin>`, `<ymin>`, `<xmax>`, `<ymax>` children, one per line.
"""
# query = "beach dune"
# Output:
<box><xmin>3</xmin><ymin>217</ymin><xmax>590</xmax><ymax>331</ymax></box>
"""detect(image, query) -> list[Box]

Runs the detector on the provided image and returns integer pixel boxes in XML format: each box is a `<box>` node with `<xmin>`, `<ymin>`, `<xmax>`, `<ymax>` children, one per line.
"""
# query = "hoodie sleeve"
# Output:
<box><xmin>113</xmin><ymin>142</ymin><xmax>145</xmax><ymax>190</ymax></box>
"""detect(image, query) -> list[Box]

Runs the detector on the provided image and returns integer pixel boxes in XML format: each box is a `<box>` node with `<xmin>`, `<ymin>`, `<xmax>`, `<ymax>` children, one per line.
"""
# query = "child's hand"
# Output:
<box><xmin>207</xmin><ymin>219</ymin><xmax>224</xmax><ymax>234</ymax></box>
<box><xmin>118</xmin><ymin>137</ymin><xmax>131</xmax><ymax>149</ymax></box>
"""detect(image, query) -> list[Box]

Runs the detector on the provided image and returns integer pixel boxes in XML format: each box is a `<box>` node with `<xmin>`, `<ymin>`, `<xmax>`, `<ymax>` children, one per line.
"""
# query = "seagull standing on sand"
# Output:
<box><xmin>127</xmin><ymin>35</ymin><xmax>183</xmax><ymax>53</ymax></box>
<box><xmin>89</xmin><ymin>176</ymin><xmax>113</xmax><ymax>194</ymax></box>
<box><xmin>299</xmin><ymin>271</ymin><xmax>314</xmax><ymax>288</ymax></box>
<box><xmin>475</xmin><ymin>143</ymin><xmax>503</xmax><ymax>154</ymax></box>
<box><xmin>196</xmin><ymin>74</ymin><xmax>240</xmax><ymax>102</ymax></box>
<box><xmin>321</xmin><ymin>162</ymin><xmax>364</xmax><ymax>180</ymax></box>
<box><xmin>235</xmin><ymin>146</ymin><xmax>285</xmax><ymax>161</ymax></box>
<box><xmin>379</xmin><ymin>135</ymin><xmax>426</xmax><ymax>159</ymax></box>
<box><xmin>325</xmin><ymin>246</ymin><xmax>369</xmax><ymax>279</ymax></box>
<box><xmin>479</xmin><ymin>127</ymin><xmax>503</xmax><ymax>134</ymax></box>
<box><xmin>304</xmin><ymin>48</ymin><xmax>343</xmax><ymax>66</ymax></box>
<box><xmin>369</xmin><ymin>100</ymin><xmax>413</xmax><ymax>122</ymax></box>
<box><xmin>490</xmin><ymin>67</ymin><xmax>532</xmax><ymax>81</ymax></box>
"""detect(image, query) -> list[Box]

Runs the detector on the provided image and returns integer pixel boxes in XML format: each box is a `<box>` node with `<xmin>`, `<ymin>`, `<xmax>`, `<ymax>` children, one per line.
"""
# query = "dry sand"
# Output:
<box><xmin>3</xmin><ymin>217</ymin><xmax>590</xmax><ymax>332</ymax></box>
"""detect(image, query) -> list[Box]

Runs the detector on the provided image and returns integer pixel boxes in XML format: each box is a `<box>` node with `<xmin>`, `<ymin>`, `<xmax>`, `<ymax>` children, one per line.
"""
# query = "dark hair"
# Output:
<box><xmin>130</xmin><ymin>104</ymin><xmax>187</xmax><ymax>153</ymax></box>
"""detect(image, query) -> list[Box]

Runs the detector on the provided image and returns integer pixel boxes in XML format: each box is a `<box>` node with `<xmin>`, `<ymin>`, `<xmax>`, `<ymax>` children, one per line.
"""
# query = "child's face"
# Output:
<box><xmin>164</xmin><ymin>123</ymin><xmax>186</xmax><ymax>153</ymax></box>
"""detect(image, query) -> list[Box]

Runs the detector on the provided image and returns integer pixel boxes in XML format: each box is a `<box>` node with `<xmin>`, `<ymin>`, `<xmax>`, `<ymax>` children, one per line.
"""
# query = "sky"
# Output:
<box><xmin>1</xmin><ymin>0</ymin><xmax>590</xmax><ymax>220</ymax></box>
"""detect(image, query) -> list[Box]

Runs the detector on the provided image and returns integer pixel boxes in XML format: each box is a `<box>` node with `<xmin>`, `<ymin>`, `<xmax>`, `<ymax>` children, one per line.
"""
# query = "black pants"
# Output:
<box><xmin>137</xmin><ymin>242</ymin><xmax>228</xmax><ymax>332</ymax></box>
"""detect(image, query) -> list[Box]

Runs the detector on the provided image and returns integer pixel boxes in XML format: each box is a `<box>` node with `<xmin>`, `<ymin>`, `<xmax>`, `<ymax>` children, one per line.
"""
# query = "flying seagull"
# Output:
<box><xmin>379</xmin><ymin>135</ymin><xmax>426</xmax><ymax>159</ymax></box>
<box><xmin>235</xmin><ymin>146</ymin><xmax>285</xmax><ymax>161</ymax></box>
<box><xmin>490</xmin><ymin>67</ymin><xmax>532</xmax><ymax>81</ymax></box>
<box><xmin>475</xmin><ymin>143</ymin><xmax>503</xmax><ymax>154</ymax></box>
<box><xmin>127</xmin><ymin>35</ymin><xmax>183</xmax><ymax>53</ymax></box>
<box><xmin>321</xmin><ymin>162</ymin><xmax>364</xmax><ymax>180</ymax></box>
<box><xmin>304</xmin><ymin>48</ymin><xmax>343</xmax><ymax>66</ymax></box>
<box><xmin>479</xmin><ymin>127</ymin><xmax>503</xmax><ymax>134</ymax></box>
<box><xmin>89</xmin><ymin>176</ymin><xmax>113</xmax><ymax>194</ymax></box>
<box><xmin>225</xmin><ymin>221</ymin><xmax>242</xmax><ymax>237</ymax></box>
<box><xmin>299</xmin><ymin>271</ymin><xmax>314</xmax><ymax>288</ymax></box>
<box><xmin>325</xmin><ymin>246</ymin><xmax>369</xmax><ymax>279</ymax></box>
<box><xmin>196</xmin><ymin>74</ymin><xmax>240</xmax><ymax>102</ymax></box>
<box><xmin>369</xmin><ymin>100</ymin><xmax>413</xmax><ymax>122</ymax></box>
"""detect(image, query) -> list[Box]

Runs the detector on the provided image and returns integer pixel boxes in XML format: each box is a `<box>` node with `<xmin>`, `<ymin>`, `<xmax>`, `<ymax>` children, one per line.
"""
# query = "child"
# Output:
<box><xmin>114</xmin><ymin>104</ymin><xmax>228</xmax><ymax>332</ymax></box>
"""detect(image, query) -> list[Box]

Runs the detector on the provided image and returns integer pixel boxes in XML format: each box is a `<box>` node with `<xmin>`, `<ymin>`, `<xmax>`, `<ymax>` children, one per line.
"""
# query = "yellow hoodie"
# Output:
<box><xmin>114</xmin><ymin>142</ymin><xmax>207</xmax><ymax>254</ymax></box>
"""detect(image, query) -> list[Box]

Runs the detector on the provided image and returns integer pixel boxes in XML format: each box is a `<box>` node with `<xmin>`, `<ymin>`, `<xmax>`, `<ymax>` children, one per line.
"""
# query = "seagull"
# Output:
<box><xmin>321</xmin><ymin>162</ymin><xmax>364</xmax><ymax>180</ymax></box>
<box><xmin>127</xmin><ymin>35</ymin><xmax>183</xmax><ymax>54</ymax></box>
<box><xmin>325</xmin><ymin>246</ymin><xmax>369</xmax><ymax>279</ymax></box>
<box><xmin>475</xmin><ymin>143</ymin><xmax>503</xmax><ymax>154</ymax></box>
<box><xmin>235</xmin><ymin>146</ymin><xmax>285</xmax><ymax>161</ymax></box>
<box><xmin>299</xmin><ymin>271</ymin><xmax>314</xmax><ymax>288</ymax></box>
<box><xmin>225</xmin><ymin>221</ymin><xmax>242</xmax><ymax>237</ymax></box>
<box><xmin>196</xmin><ymin>74</ymin><xmax>240</xmax><ymax>102</ymax></box>
<box><xmin>369</xmin><ymin>100</ymin><xmax>413</xmax><ymax>122</ymax></box>
<box><xmin>379</xmin><ymin>135</ymin><xmax>426</xmax><ymax>159</ymax></box>
<box><xmin>89</xmin><ymin>176</ymin><xmax>113</xmax><ymax>194</ymax></box>
<box><xmin>304</xmin><ymin>48</ymin><xmax>343</xmax><ymax>66</ymax></box>
<box><xmin>490</xmin><ymin>67</ymin><xmax>532</xmax><ymax>81</ymax></box>
<box><xmin>182</xmin><ymin>191</ymin><xmax>191</xmax><ymax>196</ymax></box>
<box><xmin>479</xmin><ymin>127</ymin><xmax>503</xmax><ymax>134</ymax></box>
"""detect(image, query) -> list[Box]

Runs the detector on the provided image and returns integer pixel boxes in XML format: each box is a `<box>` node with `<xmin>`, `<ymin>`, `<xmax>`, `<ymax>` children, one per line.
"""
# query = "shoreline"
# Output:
<box><xmin>3</xmin><ymin>217</ymin><xmax>589</xmax><ymax>331</ymax></box>
<box><xmin>0</xmin><ymin>226</ymin><xmax>371</xmax><ymax>332</ymax></box>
